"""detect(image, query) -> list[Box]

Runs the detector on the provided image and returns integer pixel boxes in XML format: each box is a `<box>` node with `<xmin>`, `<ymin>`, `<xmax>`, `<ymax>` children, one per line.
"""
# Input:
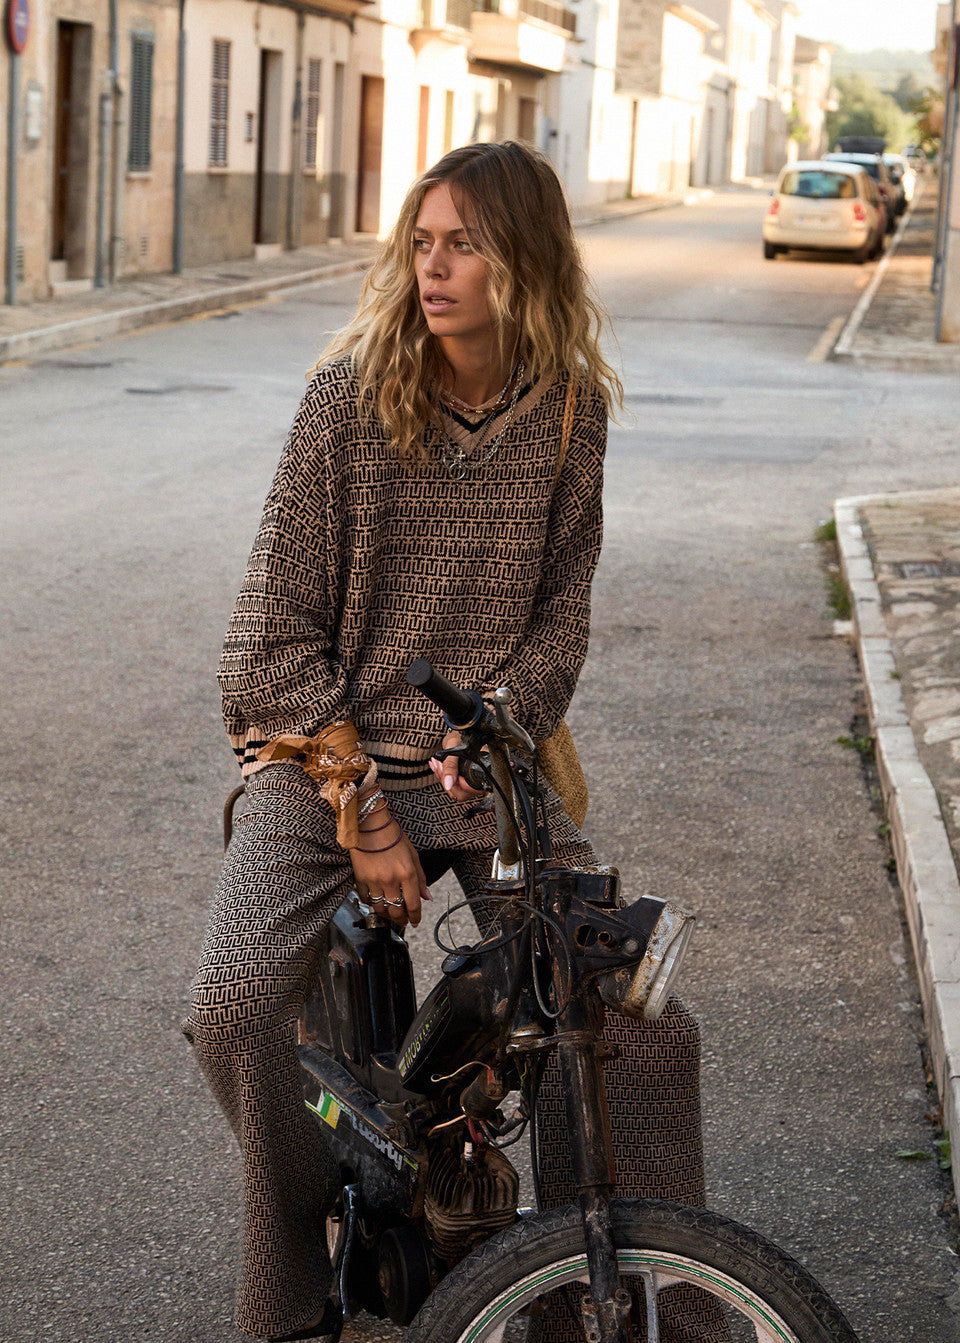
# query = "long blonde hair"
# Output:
<box><xmin>316</xmin><ymin>141</ymin><xmax>622</xmax><ymax>469</ymax></box>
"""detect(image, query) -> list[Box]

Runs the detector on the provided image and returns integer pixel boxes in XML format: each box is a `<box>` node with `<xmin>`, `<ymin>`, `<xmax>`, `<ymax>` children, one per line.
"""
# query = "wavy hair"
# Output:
<box><xmin>315</xmin><ymin>141</ymin><xmax>622</xmax><ymax>468</ymax></box>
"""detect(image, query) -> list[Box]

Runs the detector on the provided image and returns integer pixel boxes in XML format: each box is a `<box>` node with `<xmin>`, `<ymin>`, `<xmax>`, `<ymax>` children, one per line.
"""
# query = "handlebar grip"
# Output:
<box><xmin>407</xmin><ymin>659</ymin><xmax>484</xmax><ymax>731</ymax></box>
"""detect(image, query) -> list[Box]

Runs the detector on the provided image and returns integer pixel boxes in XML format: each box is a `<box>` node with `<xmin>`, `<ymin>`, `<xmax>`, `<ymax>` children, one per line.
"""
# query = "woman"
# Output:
<box><xmin>185</xmin><ymin>141</ymin><xmax>721</xmax><ymax>1342</ymax></box>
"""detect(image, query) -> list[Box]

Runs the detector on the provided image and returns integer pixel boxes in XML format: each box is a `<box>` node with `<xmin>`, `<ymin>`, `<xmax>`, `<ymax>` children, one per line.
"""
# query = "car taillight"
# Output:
<box><xmin>766</xmin><ymin>198</ymin><xmax>780</xmax><ymax>217</ymax></box>
<box><xmin>853</xmin><ymin>202</ymin><xmax>866</xmax><ymax>222</ymax></box>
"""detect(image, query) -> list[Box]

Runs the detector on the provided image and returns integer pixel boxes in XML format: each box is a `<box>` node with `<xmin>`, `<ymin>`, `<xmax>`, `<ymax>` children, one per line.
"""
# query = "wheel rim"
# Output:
<box><xmin>456</xmin><ymin>1247</ymin><xmax>801</xmax><ymax>1343</ymax></box>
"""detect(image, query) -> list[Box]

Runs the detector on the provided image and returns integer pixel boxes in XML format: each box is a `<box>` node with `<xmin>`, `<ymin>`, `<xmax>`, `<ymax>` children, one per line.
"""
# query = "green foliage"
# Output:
<box><xmin>836</xmin><ymin>734</ymin><xmax>875</xmax><ymax>759</ymax></box>
<box><xmin>826</xmin><ymin>568</ymin><xmax>851</xmax><ymax>620</ymax></box>
<box><xmin>813</xmin><ymin>517</ymin><xmax>837</xmax><ymax>543</ymax></box>
<box><xmin>824</xmin><ymin>74</ymin><xmax>918</xmax><ymax>153</ymax></box>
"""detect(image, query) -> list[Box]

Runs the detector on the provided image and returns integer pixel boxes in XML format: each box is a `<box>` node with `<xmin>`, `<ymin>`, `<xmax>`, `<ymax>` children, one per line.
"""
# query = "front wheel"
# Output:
<box><xmin>405</xmin><ymin>1199</ymin><xmax>859</xmax><ymax>1343</ymax></box>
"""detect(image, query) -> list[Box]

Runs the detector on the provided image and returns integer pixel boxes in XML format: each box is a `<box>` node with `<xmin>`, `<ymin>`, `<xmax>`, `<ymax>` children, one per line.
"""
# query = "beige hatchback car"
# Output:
<box><xmin>763</xmin><ymin>160</ymin><xmax>885</xmax><ymax>263</ymax></box>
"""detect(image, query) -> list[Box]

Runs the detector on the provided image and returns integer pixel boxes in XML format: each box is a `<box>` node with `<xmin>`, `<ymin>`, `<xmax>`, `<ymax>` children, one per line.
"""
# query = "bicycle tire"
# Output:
<box><xmin>405</xmin><ymin>1198</ymin><xmax>859</xmax><ymax>1343</ymax></box>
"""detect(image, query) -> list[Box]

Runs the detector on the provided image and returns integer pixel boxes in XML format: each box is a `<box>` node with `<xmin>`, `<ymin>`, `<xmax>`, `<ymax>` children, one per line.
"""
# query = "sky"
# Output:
<box><xmin>794</xmin><ymin>0</ymin><xmax>941</xmax><ymax>52</ymax></box>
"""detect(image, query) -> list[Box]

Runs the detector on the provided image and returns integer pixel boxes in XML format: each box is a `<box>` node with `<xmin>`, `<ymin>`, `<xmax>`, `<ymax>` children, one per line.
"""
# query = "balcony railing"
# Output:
<box><xmin>480</xmin><ymin>0</ymin><xmax>576</xmax><ymax>35</ymax></box>
<box><xmin>418</xmin><ymin>0</ymin><xmax>574</xmax><ymax>32</ymax></box>
<box><xmin>417</xmin><ymin>0</ymin><xmax>475</xmax><ymax>28</ymax></box>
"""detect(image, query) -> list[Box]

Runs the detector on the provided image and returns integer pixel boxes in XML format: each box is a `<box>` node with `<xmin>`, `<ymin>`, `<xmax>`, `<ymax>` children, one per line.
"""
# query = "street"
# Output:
<box><xmin>3</xmin><ymin>184</ymin><xmax>960</xmax><ymax>1341</ymax></box>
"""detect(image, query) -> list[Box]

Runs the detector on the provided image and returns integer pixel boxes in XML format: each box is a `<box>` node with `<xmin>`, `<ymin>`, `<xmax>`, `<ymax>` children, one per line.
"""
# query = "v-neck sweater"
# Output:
<box><xmin>219</xmin><ymin>357</ymin><xmax>607</xmax><ymax>789</ymax></box>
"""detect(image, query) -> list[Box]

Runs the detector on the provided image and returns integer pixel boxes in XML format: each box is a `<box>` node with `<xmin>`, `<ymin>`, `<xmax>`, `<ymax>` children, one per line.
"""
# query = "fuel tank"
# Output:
<box><xmin>301</xmin><ymin>895</ymin><xmax>418</xmax><ymax>1102</ymax></box>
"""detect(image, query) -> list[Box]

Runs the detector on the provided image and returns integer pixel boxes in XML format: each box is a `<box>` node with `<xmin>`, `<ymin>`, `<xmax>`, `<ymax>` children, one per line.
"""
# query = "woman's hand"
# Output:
<box><xmin>349</xmin><ymin>808</ymin><xmax>429</xmax><ymax>929</ymax></box>
<box><xmin>428</xmin><ymin>730</ymin><xmax>485</xmax><ymax>803</ymax></box>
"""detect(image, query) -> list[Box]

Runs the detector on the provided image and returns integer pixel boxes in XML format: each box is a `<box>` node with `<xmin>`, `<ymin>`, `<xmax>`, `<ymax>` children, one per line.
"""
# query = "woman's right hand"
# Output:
<box><xmin>349</xmin><ymin>819</ymin><xmax>429</xmax><ymax>928</ymax></box>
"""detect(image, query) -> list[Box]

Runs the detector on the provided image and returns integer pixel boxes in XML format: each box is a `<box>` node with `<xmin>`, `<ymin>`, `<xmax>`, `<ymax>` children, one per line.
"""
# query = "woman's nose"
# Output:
<box><xmin>425</xmin><ymin>245</ymin><xmax>447</xmax><ymax>276</ymax></box>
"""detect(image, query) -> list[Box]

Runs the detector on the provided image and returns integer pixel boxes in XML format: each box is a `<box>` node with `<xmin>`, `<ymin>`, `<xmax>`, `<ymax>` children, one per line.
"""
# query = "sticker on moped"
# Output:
<box><xmin>306</xmin><ymin>1091</ymin><xmax>341</xmax><ymax>1129</ymax></box>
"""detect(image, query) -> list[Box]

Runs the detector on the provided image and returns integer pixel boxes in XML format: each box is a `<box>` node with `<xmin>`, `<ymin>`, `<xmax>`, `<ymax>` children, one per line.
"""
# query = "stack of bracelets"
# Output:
<box><xmin>352</xmin><ymin>787</ymin><xmax>403</xmax><ymax>854</ymax></box>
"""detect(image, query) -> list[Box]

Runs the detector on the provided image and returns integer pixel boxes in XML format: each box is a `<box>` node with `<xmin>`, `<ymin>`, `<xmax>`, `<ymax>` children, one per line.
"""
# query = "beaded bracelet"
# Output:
<box><xmin>358</xmin><ymin>789</ymin><xmax>387</xmax><ymax>820</ymax></box>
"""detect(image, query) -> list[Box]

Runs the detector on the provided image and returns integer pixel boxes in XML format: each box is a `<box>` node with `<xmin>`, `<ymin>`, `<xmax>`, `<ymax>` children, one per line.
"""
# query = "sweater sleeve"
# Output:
<box><xmin>218</xmin><ymin>370</ymin><xmax>350</xmax><ymax>774</ymax></box>
<box><xmin>491</xmin><ymin>385</ymin><xmax>607</xmax><ymax>743</ymax></box>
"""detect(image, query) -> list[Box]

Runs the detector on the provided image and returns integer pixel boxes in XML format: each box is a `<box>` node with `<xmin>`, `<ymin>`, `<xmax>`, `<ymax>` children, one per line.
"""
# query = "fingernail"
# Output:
<box><xmin>443</xmin><ymin>777</ymin><xmax>453</xmax><ymax>792</ymax></box>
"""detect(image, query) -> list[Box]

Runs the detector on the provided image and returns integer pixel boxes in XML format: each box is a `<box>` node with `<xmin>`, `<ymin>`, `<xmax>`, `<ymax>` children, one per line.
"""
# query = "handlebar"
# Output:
<box><xmin>406</xmin><ymin>659</ymin><xmax>485</xmax><ymax>732</ymax></box>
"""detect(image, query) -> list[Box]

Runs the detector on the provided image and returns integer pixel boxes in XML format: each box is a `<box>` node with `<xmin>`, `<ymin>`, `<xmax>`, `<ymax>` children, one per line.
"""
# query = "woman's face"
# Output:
<box><xmin>413</xmin><ymin>184</ymin><xmax>494</xmax><ymax>348</ymax></box>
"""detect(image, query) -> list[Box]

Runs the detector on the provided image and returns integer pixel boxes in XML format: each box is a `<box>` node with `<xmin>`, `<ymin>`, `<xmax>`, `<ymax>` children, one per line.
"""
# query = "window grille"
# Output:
<box><xmin>128</xmin><ymin>33</ymin><xmax>154</xmax><ymax>171</ymax></box>
<box><xmin>210</xmin><ymin>39</ymin><xmax>230</xmax><ymax>167</ymax></box>
<box><xmin>304</xmin><ymin>59</ymin><xmax>322</xmax><ymax>169</ymax></box>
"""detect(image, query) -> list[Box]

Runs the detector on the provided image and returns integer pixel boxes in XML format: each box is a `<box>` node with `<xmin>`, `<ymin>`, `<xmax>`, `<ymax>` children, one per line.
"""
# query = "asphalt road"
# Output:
<box><xmin>3</xmin><ymin>185</ymin><xmax>960</xmax><ymax>1342</ymax></box>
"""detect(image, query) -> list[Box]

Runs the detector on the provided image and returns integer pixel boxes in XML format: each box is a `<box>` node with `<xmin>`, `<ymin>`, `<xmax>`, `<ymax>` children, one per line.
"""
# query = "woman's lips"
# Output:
<box><xmin>422</xmin><ymin>294</ymin><xmax>455</xmax><ymax>312</ymax></box>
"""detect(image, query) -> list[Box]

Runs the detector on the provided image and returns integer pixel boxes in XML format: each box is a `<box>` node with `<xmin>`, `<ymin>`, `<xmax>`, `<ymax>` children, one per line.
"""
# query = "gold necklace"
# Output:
<box><xmin>440</xmin><ymin>364</ymin><xmax>516</xmax><ymax>417</ymax></box>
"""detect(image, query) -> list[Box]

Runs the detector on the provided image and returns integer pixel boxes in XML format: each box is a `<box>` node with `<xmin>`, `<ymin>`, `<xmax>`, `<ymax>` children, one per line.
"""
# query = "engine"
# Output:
<box><xmin>423</xmin><ymin>1134</ymin><xmax>520</xmax><ymax>1265</ymax></box>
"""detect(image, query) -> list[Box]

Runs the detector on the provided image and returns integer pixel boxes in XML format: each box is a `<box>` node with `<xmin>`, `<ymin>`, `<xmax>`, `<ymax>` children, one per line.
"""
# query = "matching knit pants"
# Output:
<box><xmin>184</xmin><ymin>763</ymin><xmax>726</xmax><ymax>1340</ymax></box>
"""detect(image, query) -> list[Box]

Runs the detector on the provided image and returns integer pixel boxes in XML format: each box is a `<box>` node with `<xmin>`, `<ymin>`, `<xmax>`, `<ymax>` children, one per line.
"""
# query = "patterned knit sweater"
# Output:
<box><xmin>219</xmin><ymin>358</ymin><xmax>607</xmax><ymax>789</ymax></box>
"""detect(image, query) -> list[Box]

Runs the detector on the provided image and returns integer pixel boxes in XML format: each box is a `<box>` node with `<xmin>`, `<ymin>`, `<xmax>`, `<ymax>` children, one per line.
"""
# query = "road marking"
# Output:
<box><xmin>807</xmin><ymin>314</ymin><xmax>846</xmax><ymax>362</ymax></box>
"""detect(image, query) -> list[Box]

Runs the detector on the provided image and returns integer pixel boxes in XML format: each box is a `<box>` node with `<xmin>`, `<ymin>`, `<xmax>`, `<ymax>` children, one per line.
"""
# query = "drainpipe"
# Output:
<box><xmin>173</xmin><ymin>0</ymin><xmax>186</xmax><ymax>272</ymax></box>
<box><xmin>287</xmin><ymin>9</ymin><xmax>304</xmax><ymax>251</ymax></box>
<box><xmin>94</xmin><ymin>77</ymin><xmax>110</xmax><ymax>286</ymax></box>
<box><xmin>5</xmin><ymin>49</ymin><xmax>20</xmax><ymax>304</ymax></box>
<box><xmin>108</xmin><ymin>0</ymin><xmax>124</xmax><ymax>281</ymax></box>
<box><xmin>935</xmin><ymin>3</ymin><xmax>959</xmax><ymax>338</ymax></box>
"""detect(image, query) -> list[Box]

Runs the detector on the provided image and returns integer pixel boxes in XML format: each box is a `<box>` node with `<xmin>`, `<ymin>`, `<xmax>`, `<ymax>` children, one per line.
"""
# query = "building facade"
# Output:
<box><xmin>2</xmin><ymin>0</ymin><xmax>809</xmax><ymax>302</ymax></box>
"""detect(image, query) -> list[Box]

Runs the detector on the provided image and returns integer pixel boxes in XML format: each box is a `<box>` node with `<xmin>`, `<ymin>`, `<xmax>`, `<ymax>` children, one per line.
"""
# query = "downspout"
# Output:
<box><xmin>94</xmin><ymin>76</ymin><xmax>110</xmax><ymax>285</ymax></box>
<box><xmin>935</xmin><ymin>2</ymin><xmax>959</xmax><ymax>338</ymax></box>
<box><xmin>173</xmin><ymin>0</ymin><xmax>186</xmax><ymax>272</ymax></box>
<box><xmin>287</xmin><ymin>10</ymin><xmax>305</xmax><ymax>251</ymax></box>
<box><xmin>108</xmin><ymin>0</ymin><xmax>124</xmax><ymax>281</ymax></box>
<box><xmin>5</xmin><ymin>48</ymin><xmax>21</xmax><ymax>303</ymax></box>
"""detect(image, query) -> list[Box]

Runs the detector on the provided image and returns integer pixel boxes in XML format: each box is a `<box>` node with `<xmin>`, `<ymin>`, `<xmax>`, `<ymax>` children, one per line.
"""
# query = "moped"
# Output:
<box><xmin>227</xmin><ymin>660</ymin><xmax>859</xmax><ymax>1343</ymax></box>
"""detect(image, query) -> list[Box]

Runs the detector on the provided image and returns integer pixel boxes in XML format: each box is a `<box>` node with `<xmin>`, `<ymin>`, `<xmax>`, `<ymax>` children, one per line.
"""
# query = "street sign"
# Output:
<box><xmin>6</xmin><ymin>0</ymin><xmax>29</xmax><ymax>53</ymax></box>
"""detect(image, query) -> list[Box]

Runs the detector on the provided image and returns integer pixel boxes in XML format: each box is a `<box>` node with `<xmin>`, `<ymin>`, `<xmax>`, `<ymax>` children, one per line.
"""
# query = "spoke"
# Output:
<box><xmin>642</xmin><ymin>1271</ymin><xmax>661</xmax><ymax>1343</ymax></box>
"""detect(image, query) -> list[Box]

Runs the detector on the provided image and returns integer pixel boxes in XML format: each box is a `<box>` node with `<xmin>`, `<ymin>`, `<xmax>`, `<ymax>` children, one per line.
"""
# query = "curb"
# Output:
<box><xmin>0</xmin><ymin>257</ymin><xmax>371</xmax><ymax>365</ymax></box>
<box><xmin>834</xmin><ymin>493</ymin><xmax>960</xmax><ymax>1206</ymax></box>
<box><xmin>574</xmin><ymin>187</ymin><xmax>714</xmax><ymax>230</ymax></box>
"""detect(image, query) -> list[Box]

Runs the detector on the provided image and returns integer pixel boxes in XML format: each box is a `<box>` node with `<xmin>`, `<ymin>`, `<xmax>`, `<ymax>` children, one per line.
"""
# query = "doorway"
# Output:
<box><xmin>254</xmin><ymin>49</ymin><xmax>283</xmax><ymax>246</ymax></box>
<box><xmin>356</xmin><ymin>75</ymin><xmax>384</xmax><ymax>235</ymax></box>
<box><xmin>51</xmin><ymin>21</ymin><xmax>93</xmax><ymax>275</ymax></box>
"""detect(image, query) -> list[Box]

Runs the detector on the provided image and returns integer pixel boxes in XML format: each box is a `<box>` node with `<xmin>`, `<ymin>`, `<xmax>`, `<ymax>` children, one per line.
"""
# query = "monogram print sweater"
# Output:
<box><xmin>219</xmin><ymin>357</ymin><xmax>607</xmax><ymax>790</ymax></box>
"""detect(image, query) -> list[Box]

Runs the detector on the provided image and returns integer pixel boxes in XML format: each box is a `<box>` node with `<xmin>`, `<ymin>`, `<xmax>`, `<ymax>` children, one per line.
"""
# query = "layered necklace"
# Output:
<box><xmin>437</xmin><ymin>361</ymin><xmax>525</xmax><ymax>483</ymax></box>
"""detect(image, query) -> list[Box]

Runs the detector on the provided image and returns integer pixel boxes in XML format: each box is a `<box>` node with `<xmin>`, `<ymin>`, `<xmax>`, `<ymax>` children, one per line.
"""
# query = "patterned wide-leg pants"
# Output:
<box><xmin>184</xmin><ymin>763</ymin><xmax>725</xmax><ymax>1340</ymax></box>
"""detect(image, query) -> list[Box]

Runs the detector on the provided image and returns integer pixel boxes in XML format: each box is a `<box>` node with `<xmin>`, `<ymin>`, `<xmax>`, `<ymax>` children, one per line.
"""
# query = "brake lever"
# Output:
<box><xmin>492</xmin><ymin>687</ymin><xmax>536</xmax><ymax>755</ymax></box>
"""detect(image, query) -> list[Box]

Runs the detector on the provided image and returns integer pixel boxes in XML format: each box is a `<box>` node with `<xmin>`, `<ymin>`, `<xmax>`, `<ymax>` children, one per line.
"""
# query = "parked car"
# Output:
<box><xmin>763</xmin><ymin>161</ymin><xmax>886</xmax><ymax>263</ymax></box>
<box><xmin>883</xmin><ymin>153</ymin><xmax>917</xmax><ymax>205</ymax></box>
<box><xmin>824</xmin><ymin>151</ymin><xmax>902</xmax><ymax>226</ymax></box>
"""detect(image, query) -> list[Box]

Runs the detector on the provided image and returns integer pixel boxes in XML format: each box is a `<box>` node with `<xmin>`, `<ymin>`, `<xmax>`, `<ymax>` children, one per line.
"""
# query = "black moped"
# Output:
<box><xmin>230</xmin><ymin>660</ymin><xmax>859</xmax><ymax>1343</ymax></box>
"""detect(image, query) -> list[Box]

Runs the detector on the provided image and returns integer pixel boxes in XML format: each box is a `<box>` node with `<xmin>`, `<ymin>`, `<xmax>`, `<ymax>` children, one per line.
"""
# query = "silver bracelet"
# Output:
<box><xmin>358</xmin><ymin>789</ymin><xmax>387</xmax><ymax>820</ymax></box>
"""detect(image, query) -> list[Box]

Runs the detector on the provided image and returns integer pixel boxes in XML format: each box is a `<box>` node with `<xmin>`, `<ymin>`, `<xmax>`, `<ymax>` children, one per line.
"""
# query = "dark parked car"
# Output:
<box><xmin>824</xmin><ymin>152</ymin><xmax>902</xmax><ymax>227</ymax></box>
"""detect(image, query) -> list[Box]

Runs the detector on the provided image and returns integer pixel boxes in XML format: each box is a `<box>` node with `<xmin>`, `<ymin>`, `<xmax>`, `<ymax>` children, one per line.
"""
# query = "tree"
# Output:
<box><xmin>824</xmin><ymin>74</ymin><xmax>917</xmax><ymax>152</ymax></box>
<box><xmin>908</xmin><ymin>87</ymin><xmax>944</xmax><ymax>156</ymax></box>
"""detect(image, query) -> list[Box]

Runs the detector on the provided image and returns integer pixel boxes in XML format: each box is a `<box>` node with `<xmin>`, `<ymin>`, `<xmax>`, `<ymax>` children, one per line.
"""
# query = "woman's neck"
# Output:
<box><xmin>439</xmin><ymin>339</ymin><xmax>515</xmax><ymax>408</ymax></box>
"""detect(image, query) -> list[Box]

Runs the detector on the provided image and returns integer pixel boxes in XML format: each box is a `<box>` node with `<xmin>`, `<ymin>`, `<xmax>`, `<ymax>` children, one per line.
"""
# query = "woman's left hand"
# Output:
<box><xmin>428</xmin><ymin>730</ymin><xmax>484</xmax><ymax>803</ymax></box>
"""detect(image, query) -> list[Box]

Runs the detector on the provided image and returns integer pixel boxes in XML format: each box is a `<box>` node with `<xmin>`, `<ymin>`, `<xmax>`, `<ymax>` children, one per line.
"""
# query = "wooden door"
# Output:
<box><xmin>356</xmin><ymin>76</ymin><xmax>384</xmax><ymax>235</ymax></box>
<box><xmin>51</xmin><ymin>24</ymin><xmax>75</xmax><ymax>260</ymax></box>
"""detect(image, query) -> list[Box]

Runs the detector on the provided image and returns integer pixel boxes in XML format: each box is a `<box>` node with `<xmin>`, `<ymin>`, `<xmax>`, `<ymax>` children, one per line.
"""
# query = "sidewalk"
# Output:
<box><xmin>0</xmin><ymin>190</ymin><xmax>695</xmax><ymax>367</ymax></box>
<box><xmin>832</xmin><ymin>179</ymin><xmax>960</xmax><ymax>372</ymax></box>
<box><xmin>830</xmin><ymin>175</ymin><xmax>960</xmax><ymax>1201</ymax></box>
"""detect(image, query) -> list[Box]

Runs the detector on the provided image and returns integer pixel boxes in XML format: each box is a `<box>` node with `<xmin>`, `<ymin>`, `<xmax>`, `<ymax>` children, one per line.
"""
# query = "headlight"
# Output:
<box><xmin>596</xmin><ymin>903</ymin><xmax>695</xmax><ymax>1022</ymax></box>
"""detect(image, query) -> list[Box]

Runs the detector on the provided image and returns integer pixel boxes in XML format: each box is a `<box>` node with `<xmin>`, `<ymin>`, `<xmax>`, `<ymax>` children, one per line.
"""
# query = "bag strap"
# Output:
<box><xmin>553</xmin><ymin>376</ymin><xmax>577</xmax><ymax>489</ymax></box>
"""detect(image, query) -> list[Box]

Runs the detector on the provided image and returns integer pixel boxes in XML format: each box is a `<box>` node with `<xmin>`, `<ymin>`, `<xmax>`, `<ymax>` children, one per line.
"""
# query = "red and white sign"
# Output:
<box><xmin>6</xmin><ymin>0</ymin><xmax>29</xmax><ymax>53</ymax></box>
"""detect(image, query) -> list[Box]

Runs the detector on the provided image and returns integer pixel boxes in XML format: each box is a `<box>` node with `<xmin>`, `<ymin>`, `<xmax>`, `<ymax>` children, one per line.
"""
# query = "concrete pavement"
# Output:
<box><xmin>5</xmin><ymin>173</ymin><xmax>960</xmax><ymax>1237</ymax></box>
<box><xmin>0</xmin><ymin>191</ymin><xmax>698</xmax><ymax>367</ymax></box>
<box><xmin>829</xmin><ymin>180</ymin><xmax>960</xmax><ymax>1206</ymax></box>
